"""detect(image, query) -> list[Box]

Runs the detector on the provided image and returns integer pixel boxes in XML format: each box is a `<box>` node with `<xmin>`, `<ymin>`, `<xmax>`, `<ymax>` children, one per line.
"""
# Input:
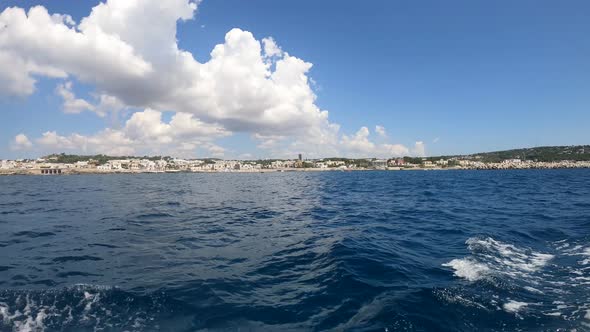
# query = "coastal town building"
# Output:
<box><xmin>1</xmin><ymin>154</ymin><xmax>589</xmax><ymax>175</ymax></box>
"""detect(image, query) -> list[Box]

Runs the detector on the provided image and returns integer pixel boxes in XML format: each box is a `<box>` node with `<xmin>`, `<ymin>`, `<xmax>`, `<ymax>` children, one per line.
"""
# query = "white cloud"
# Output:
<box><xmin>382</xmin><ymin>143</ymin><xmax>410</xmax><ymax>157</ymax></box>
<box><xmin>33</xmin><ymin>109</ymin><xmax>229</xmax><ymax>157</ymax></box>
<box><xmin>56</xmin><ymin>81</ymin><xmax>130</xmax><ymax>118</ymax></box>
<box><xmin>0</xmin><ymin>2</ymin><xmax>323</xmax><ymax>135</ymax></box>
<box><xmin>10</xmin><ymin>134</ymin><xmax>33</xmax><ymax>150</ymax></box>
<box><xmin>0</xmin><ymin>6</ymin><xmax>152</xmax><ymax>97</ymax></box>
<box><xmin>206</xmin><ymin>144</ymin><xmax>226</xmax><ymax>158</ymax></box>
<box><xmin>253</xmin><ymin>133</ymin><xmax>286</xmax><ymax>150</ymax></box>
<box><xmin>94</xmin><ymin>94</ymin><xmax>127</xmax><ymax>118</ymax></box>
<box><xmin>413</xmin><ymin>141</ymin><xmax>426</xmax><ymax>157</ymax></box>
<box><xmin>37</xmin><ymin>131</ymin><xmax>85</xmax><ymax>151</ymax></box>
<box><xmin>262</xmin><ymin>37</ymin><xmax>282</xmax><ymax>58</ymax></box>
<box><xmin>1</xmin><ymin>0</ymin><xmax>419</xmax><ymax>158</ymax></box>
<box><xmin>0</xmin><ymin>50</ymin><xmax>66</xmax><ymax>97</ymax></box>
<box><xmin>433</xmin><ymin>137</ymin><xmax>440</xmax><ymax>143</ymax></box>
<box><xmin>341</xmin><ymin>127</ymin><xmax>375</xmax><ymax>155</ymax></box>
<box><xmin>375</xmin><ymin>125</ymin><xmax>387</xmax><ymax>138</ymax></box>
<box><xmin>56</xmin><ymin>81</ymin><xmax>96</xmax><ymax>115</ymax></box>
<box><xmin>339</xmin><ymin>126</ymin><xmax>412</xmax><ymax>158</ymax></box>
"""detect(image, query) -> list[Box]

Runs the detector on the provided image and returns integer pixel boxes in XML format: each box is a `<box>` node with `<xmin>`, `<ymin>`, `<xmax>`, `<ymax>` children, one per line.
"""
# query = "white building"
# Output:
<box><xmin>326</xmin><ymin>160</ymin><xmax>345</xmax><ymax>167</ymax></box>
<box><xmin>1</xmin><ymin>160</ymin><xmax>15</xmax><ymax>169</ymax></box>
<box><xmin>75</xmin><ymin>161</ymin><xmax>89</xmax><ymax>168</ymax></box>
<box><xmin>314</xmin><ymin>162</ymin><xmax>328</xmax><ymax>169</ymax></box>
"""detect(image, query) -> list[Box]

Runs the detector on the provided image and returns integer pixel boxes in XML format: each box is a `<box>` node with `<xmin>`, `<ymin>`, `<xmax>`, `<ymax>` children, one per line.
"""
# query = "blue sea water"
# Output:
<box><xmin>0</xmin><ymin>169</ymin><xmax>589</xmax><ymax>331</ymax></box>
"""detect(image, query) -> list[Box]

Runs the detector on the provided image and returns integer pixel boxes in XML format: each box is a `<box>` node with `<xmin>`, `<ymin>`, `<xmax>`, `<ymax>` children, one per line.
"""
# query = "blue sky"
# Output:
<box><xmin>1</xmin><ymin>0</ymin><xmax>589</xmax><ymax>159</ymax></box>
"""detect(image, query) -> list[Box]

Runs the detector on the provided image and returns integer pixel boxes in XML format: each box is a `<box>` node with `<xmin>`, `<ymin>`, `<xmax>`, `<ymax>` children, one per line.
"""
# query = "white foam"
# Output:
<box><xmin>18</xmin><ymin>308</ymin><xmax>47</xmax><ymax>332</ymax></box>
<box><xmin>444</xmin><ymin>237</ymin><xmax>554</xmax><ymax>283</ymax></box>
<box><xmin>581</xmin><ymin>248</ymin><xmax>590</xmax><ymax>265</ymax></box>
<box><xmin>0</xmin><ymin>285</ymin><xmax>155</xmax><ymax>331</ymax></box>
<box><xmin>529</xmin><ymin>253</ymin><xmax>555</xmax><ymax>269</ymax></box>
<box><xmin>555</xmin><ymin>242</ymin><xmax>590</xmax><ymax>266</ymax></box>
<box><xmin>440</xmin><ymin>238</ymin><xmax>590</xmax><ymax>324</ymax></box>
<box><xmin>558</xmin><ymin>243</ymin><xmax>588</xmax><ymax>255</ymax></box>
<box><xmin>503</xmin><ymin>300</ymin><xmax>528</xmax><ymax>313</ymax></box>
<box><xmin>442</xmin><ymin>258</ymin><xmax>489</xmax><ymax>281</ymax></box>
<box><xmin>2</xmin><ymin>300</ymin><xmax>48</xmax><ymax>332</ymax></box>
<box><xmin>441</xmin><ymin>237</ymin><xmax>590</xmax><ymax>322</ymax></box>
<box><xmin>472</xmin><ymin>238</ymin><xmax>554</xmax><ymax>274</ymax></box>
<box><xmin>571</xmin><ymin>245</ymin><xmax>584</xmax><ymax>252</ymax></box>
<box><xmin>523</xmin><ymin>286</ymin><xmax>543</xmax><ymax>294</ymax></box>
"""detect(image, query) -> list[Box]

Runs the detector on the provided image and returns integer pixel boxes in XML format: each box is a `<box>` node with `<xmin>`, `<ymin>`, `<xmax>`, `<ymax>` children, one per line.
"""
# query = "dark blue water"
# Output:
<box><xmin>0</xmin><ymin>169</ymin><xmax>589</xmax><ymax>331</ymax></box>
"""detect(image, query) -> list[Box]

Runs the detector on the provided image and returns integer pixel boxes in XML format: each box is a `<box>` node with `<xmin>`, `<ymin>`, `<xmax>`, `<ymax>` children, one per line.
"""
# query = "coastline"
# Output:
<box><xmin>1</xmin><ymin>165</ymin><xmax>589</xmax><ymax>176</ymax></box>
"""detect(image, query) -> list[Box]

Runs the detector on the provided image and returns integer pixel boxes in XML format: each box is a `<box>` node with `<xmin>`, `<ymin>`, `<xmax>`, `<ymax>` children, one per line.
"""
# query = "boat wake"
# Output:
<box><xmin>0</xmin><ymin>284</ymin><xmax>193</xmax><ymax>332</ymax></box>
<box><xmin>441</xmin><ymin>236</ymin><xmax>590</xmax><ymax>329</ymax></box>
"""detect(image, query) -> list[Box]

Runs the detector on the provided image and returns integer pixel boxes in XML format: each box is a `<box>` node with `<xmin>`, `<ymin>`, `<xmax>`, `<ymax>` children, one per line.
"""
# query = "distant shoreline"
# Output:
<box><xmin>1</xmin><ymin>166</ymin><xmax>589</xmax><ymax>176</ymax></box>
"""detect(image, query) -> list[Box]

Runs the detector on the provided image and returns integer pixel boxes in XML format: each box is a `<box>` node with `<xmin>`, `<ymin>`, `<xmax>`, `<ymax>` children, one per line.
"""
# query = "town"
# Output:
<box><xmin>1</xmin><ymin>152</ymin><xmax>589</xmax><ymax>175</ymax></box>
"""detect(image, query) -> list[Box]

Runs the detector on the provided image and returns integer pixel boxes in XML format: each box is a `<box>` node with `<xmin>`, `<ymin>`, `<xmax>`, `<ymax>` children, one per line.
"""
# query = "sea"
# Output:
<box><xmin>0</xmin><ymin>169</ymin><xmax>589</xmax><ymax>332</ymax></box>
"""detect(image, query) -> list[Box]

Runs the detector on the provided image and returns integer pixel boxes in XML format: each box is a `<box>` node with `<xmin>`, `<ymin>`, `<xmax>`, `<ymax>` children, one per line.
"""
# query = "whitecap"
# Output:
<box><xmin>442</xmin><ymin>237</ymin><xmax>590</xmax><ymax>325</ymax></box>
<box><xmin>523</xmin><ymin>286</ymin><xmax>543</xmax><ymax>294</ymax></box>
<box><xmin>0</xmin><ymin>284</ymin><xmax>181</xmax><ymax>331</ymax></box>
<box><xmin>503</xmin><ymin>300</ymin><xmax>528</xmax><ymax>313</ymax></box>
<box><xmin>465</xmin><ymin>237</ymin><xmax>554</xmax><ymax>274</ymax></box>
<box><xmin>443</xmin><ymin>237</ymin><xmax>554</xmax><ymax>283</ymax></box>
<box><xmin>442</xmin><ymin>258</ymin><xmax>489</xmax><ymax>282</ymax></box>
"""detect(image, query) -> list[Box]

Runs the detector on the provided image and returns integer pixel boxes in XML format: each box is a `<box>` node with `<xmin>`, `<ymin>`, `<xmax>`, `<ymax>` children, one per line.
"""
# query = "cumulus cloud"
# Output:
<box><xmin>0</xmin><ymin>0</ymin><xmax>421</xmax><ymax>158</ymax></box>
<box><xmin>10</xmin><ymin>133</ymin><xmax>33</xmax><ymax>150</ymax></box>
<box><xmin>56</xmin><ymin>81</ymin><xmax>129</xmax><ymax>118</ymax></box>
<box><xmin>0</xmin><ymin>50</ymin><xmax>66</xmax><ymax>97</ymax></box>
<box><xmin>56</xmin><ymin>81</ymin><xmax>96</xmax><ymax>114</ymax></box>
<box><xmin>339</xmin><ymin>126</ymin><xmax>410</xmax><ymax>158</ymax></box>
<box><xmin>262</xmin><ymin>37</ymin><xmax>283</xmax><ymax>58</ymax></box>
<box><xmin>382</xmin><ymin>143</ymin><xmax>410</xmax><ymax>157</ymax></box>
<box><xmin>36</xmin><ymin>129</ymin><xmax>136</xmax><ymax>156</ymax></box>
<box><xmin>0</xmin><ymin>2</ymin><xmax>325</xmax><ymax>134</ymax></box>
<box><xmin>0</xmin><ymin>6</ymin><xmax>151</xmax><ymax>97</ymax></box>
<box><xmin>375</xmin><ymin>125</ymin><xmax>387</xmax><ymax>138</ymax></box>
<box><xmin>341</xmin><ymin>127</ymin><xmax>375</xmax><ymax>154</ymax></box>
<box><xmin>33</xmin><ymin>109</ymin><xmax>230</xmax><ymax>157</ymax></box>
<box><xmin>413</xmin><ymin>141</ymin><xmax>426</xmax><ymax>157</ymax></box>
<box><xmin>94</xmin><ymin>94</ymin><xmax>127</xmax><ymax>118</ymax></box>
<box><xmin>206</xmin><ymin>144</ymin><xmax>226</xmax><ymax>158</ymax></box>
<box><xmin>124</xmin><ymin>109</ymin><xmax>229</xmax><ymax>144</ymax></box>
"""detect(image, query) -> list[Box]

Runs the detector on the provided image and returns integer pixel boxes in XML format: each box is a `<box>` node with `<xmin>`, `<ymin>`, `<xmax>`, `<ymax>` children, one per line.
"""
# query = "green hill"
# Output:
<box><xmin>430</xmin><ymin>145</ymin><xmax>590</xmax><ymax>163</ymax></box>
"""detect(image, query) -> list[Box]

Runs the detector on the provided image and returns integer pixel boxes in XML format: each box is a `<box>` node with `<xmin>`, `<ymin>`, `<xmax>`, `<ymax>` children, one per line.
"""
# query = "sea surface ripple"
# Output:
<box><xmin>0</xmin><ymin>169</ymin><xmax>589</xmax><ymax>331</ymax></box>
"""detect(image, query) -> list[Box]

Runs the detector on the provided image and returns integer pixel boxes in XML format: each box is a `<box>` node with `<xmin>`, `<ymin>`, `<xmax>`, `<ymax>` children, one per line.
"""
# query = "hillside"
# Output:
<box><xmin>36</xmin><ymin>146</ymin><xmax>590</xmax><ymax>164</ymax></box>
<box><xmin>430</xmin><ymin>145</ymin><xmax>590</xmax><ymax>163</ymax></box>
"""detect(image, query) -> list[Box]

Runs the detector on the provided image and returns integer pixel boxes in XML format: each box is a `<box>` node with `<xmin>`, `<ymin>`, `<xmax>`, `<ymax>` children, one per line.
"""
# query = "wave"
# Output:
<box><xmin>442</xmin><ymin>259</ymin><xmax>489</xmax><ymax>282</ymax></box>
<box><xmin>442</xmin><ymin>237</ymin><xmax>554</xmax><ymax>282</ymax></box>
<box><xmin>502</xmin><ymin>300</ymin><xmax>529</xmax><ymax>313</ymax></box>
<box><xmin>441</xmin><ymin>236</ymin><xmax>590</xmax><ymax>328</ymax></box>
<box><xmin>0</xmin><ymin>284</ymin><xmax>194</xmax><ymax>332</ymax></box>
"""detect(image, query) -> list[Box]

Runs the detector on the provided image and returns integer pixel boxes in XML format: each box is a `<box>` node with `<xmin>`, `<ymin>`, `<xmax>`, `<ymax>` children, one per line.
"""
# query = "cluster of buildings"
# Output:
<box><xmin>1</xmin><ymin>156</ymin><xmax>589</xmax><ymax>175</ymax></box>
<box><xmin>449</xmin><ymin>158</ymin><xmax>590</xmax><ymax>170</ymax></box>
<box><xmin>389</xmin><ymin>157</ymin><xmax>590</xmax><ymax>170</ymax></box>
<box><xmin>0</xmin><ymin>157</ymin><xmax>362</xmax><ymax>175</ymax></box>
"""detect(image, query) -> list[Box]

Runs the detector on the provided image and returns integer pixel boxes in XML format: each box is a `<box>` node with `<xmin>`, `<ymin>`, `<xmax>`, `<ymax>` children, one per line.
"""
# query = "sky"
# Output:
<box><xmin>1</xmin><ymin>0</ymin><xmax>589</xmax><ymax>160</ymax></box>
